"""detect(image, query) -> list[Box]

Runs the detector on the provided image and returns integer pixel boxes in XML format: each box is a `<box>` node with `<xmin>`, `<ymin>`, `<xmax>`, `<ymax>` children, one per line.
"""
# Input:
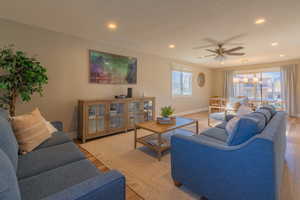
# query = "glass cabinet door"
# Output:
<box><xmin>87</xmin><ymin>104</ymin><xmax>106</xmax><ymax>135</ymax></box>
<box><xmin>128</xmin><ymin>101</ymin><xmax>142</xmax><ymax>127</ymax></box>
<box><xmin>96</xmin><ymin>104</ymin><xmax>105</xmax><ymax>132</ymax></box>
<box><xmin>143</xmin><ymin>100</ymin><xmax>153</xmax><ymax>121</ymax></box>
<box><xmin>109</xmin><ymin>103</ymin><xmax>125</xmax><ymax>129</ymax></box>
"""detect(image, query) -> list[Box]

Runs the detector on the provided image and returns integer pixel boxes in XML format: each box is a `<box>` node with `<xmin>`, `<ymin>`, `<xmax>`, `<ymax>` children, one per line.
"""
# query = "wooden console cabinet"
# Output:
<box><xmin>78</xmin><ymin>97</ymin><xmax>155</xmax><ymax>143</ymax></box>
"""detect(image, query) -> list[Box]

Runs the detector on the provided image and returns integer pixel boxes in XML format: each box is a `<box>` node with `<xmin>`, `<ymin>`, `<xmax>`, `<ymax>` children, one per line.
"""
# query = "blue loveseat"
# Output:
<box><xmin>171</xmin><ymin>107</ymin><xmax>287</xmax><ymax>200</ymax></box>
<box><xmin>0</xmin><ymin>108</ymin><xmax>125</xmax><ymax>200</ymax></box>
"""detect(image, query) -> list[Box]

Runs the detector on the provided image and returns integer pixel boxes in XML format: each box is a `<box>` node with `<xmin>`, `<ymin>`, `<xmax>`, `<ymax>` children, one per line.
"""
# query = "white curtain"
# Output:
<box><xmin>280</xmin><ymin>64</ymin><xmax>297</xmax><ymax>116</ymax></box>
<box><xmin>223</xmin><ymin>70</ymin><xmax>234</xmax><ymax>99</ymax></box>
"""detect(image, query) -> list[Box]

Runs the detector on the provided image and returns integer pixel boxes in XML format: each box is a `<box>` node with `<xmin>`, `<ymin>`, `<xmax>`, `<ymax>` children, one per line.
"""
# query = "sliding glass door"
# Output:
<box><xmin>233</xmin><ymin>70</ymin><xmax>283</xmax><ymax>109</ymax></box>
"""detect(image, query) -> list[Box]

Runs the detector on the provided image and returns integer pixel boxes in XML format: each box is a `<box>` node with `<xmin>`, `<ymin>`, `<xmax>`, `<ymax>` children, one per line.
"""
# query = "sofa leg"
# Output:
<box><xmin>173</xmin><ymin>180</ymin><xmax>182</xmax><ymax>187</ymax></box>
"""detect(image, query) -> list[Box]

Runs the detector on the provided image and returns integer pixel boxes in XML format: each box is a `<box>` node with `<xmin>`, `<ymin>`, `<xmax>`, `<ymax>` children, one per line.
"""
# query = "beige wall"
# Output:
<box><xmin>211</xmin><ymin>60</ymin><xmax>300</xmax><ymax>114</ymax></box>
<box><xmin>0</xmin><ymin>19</ymin><xmax>212</xmax><ymax>132</ymax></box>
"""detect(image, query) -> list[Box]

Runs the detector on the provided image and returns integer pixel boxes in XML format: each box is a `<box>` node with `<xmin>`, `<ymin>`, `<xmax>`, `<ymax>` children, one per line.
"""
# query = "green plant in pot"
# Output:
<box><xmin>0</xmin><ymin>45</ymin><xmax>48</xmax><ymax>116</ymax></box>
<box><xmin>160</xmin><ymin>106</ymin><xmax>175</xmax><ymax>119</ymax></box>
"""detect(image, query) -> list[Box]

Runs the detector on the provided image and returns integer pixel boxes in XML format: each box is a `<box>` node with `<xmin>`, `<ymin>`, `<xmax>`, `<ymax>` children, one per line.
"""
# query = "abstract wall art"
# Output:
<box><xmin>89</xmin><ymin>50</ymin><xmax>137</xmax><ymax>84</ymax></box>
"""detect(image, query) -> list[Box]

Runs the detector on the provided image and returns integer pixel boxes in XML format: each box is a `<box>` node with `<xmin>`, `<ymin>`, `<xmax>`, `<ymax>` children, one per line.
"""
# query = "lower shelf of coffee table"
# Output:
<box><xmin>136</xmin><ymin>129</ymin><xmax>194</xmax><ymax>152</ymax></box>
<box><xmin>136</xmin><ymin>133</ymin><xmax>170</xmax><ymax>152</ymax></box>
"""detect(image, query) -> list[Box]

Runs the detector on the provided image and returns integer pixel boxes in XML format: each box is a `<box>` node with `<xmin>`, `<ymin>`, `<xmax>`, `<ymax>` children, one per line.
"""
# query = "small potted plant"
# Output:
<box><xmin>157</xmin><ymin>106</ymin><xmax>175</xmax><ymax>124</ymax></box>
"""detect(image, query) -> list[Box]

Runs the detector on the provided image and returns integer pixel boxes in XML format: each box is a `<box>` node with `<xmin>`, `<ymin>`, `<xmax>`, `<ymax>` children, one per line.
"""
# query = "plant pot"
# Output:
<box><xmin>156</xmin><ymin>117</ymin><xmax>176</xmax><ymax>124</ymax></box>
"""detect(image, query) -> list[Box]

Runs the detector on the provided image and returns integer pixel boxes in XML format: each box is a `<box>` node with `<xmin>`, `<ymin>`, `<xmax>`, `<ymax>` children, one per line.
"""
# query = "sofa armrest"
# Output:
<box><xmin>42</xmin><ymin>170</ymin><xmax>125</xmax><ymax>200</ymax></box>
<box><xmin>51</xmin><ymin>121</ymin><xmax>63</xmax><ymax>131</ymax></box>
<box><xmin>170</xmin><ymin>134</ymin><xmax>275</xmax><ymax>199</ymax></box>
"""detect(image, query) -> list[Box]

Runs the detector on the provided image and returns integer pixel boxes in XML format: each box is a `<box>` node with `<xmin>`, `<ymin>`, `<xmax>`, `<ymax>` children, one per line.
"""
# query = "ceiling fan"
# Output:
<box><xmin>193</xmin><ymin>34</ymin><xmax>246</xmax><ymax>61</ymax></box>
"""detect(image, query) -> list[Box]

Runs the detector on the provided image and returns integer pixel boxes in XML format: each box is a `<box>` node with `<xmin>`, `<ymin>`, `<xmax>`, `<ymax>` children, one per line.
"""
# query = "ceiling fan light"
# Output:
<box><xmin>215</xmin><ymin>55</ymin><xmax>226</xmax><ymax>62</ymax></box>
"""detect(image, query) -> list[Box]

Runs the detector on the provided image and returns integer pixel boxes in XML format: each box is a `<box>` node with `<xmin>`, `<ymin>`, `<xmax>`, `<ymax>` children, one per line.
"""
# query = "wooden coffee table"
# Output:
<box><xmin>134</xmin><ymin>117</ymin><xmax>198</xmax><ymax>161</ymax></box>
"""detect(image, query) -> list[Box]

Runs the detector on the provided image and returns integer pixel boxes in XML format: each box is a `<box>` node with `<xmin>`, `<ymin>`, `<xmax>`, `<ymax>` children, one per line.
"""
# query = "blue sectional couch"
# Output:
<box><xmin>171</xmin><ymin>107</ymin><xmax>287</xmax><ymax>200</ymax></box>
<box><xmin>0</xmin><ymin>109</ymin><xmax>125</xmax><ymax>200</ymax></box>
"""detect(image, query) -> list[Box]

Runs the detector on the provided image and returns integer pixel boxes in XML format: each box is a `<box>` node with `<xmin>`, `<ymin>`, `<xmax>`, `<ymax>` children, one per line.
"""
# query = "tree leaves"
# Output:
<box><xmin>0</xmin><ymin>45</ymin><xmax>48</xmax><ymax>113</ymax></box>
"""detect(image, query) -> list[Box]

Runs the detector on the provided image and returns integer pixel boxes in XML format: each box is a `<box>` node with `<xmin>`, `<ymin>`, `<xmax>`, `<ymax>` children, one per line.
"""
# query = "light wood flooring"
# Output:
<box><xmin>77</xmin><ymin>112</ymin><xmax>300</xmax><ymax>200</ymax></box>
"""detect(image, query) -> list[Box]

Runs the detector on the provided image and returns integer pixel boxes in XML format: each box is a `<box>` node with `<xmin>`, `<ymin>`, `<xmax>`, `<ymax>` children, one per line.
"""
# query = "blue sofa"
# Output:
<box><xmin>0</xmin><ymin>108</ymin><xmax>125</xmax><ymax>200</ymax></box>
<box><xmin>171</xmin><ymin>107</ymin><xmax>287</xmax><ymax>200</ymax></box>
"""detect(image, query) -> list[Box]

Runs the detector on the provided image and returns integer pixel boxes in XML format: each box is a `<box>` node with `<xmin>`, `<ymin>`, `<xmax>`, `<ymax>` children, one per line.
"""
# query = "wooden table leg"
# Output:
<box><xmin>134</xmin><ymin>126</ymin><xmax>137</xmax><ymax>149</ymax></box>
<box><xmin>196</xmin><ymin>120</ymin><xmax>199</xmax><ymax>135</ymax></box>
<box><xmin>158</xmin><ymin>133</ymin><xmax>162</xmax><ymax>161</ymax></box>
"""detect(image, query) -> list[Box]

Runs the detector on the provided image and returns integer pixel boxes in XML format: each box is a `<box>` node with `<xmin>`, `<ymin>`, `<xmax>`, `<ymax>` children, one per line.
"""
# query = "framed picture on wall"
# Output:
<box><xmin>89</xmin><ymin>50</ymin><xmax>137</xmax><ymax>84</ymax></box>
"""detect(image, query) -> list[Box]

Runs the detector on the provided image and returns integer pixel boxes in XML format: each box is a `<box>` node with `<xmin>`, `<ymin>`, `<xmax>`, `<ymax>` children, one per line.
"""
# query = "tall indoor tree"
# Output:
<box><xmin>0</xmin><ymin>45</ymin><xmax>48</xmax><ymax>116</ymax></box>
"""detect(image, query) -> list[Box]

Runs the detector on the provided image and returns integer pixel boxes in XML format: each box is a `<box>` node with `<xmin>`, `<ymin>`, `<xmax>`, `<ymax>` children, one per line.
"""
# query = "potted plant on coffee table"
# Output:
<box><xmin>157</xmin><ymin>106</ymin><xmax>175</xmax><ymax>124</ymax></box>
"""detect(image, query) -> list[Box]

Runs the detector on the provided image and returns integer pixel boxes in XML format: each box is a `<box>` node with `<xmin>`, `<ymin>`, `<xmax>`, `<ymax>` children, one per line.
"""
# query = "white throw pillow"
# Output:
<box><xmin>236</xmin><ymin>104</ymin><xmax>252</xmax><ymax>117</ymax></box>
<box><xmin>225</xmin><ymin>117</ymin><xmax>240</xmax><ymax>135</ymax></box>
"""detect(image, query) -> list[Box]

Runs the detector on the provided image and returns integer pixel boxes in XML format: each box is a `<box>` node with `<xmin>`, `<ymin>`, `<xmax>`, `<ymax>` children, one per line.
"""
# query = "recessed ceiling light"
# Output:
<box><xmin>168</xmin><ymin>44</ymin><xmax>176</xmax><ymax>49</ymax></box>
<box><xmin>255</xmin><ymin>18</ymin><xmax>266</xmax><ymax>25</ymax></box>
<box><xmin>107</xmin><ymin>23</ymin><xmax>117</xmax><ymax>30</ymax></box>
<box><xmin>280</xmin><ymin>54</ymin><xmax>285</xmax><ymax>57</ymax></box>
<box><xmin>271</xmin><ymin>42</ymin><xmax>278</xmax><ymax>46</ymax></box>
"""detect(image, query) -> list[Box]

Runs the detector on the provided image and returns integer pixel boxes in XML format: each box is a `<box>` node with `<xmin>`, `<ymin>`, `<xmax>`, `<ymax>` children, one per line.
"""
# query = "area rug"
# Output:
<box><xmin>79</xmin><ymin>127</ymin><xmax>206</xmax><ymax>200</ymax></box>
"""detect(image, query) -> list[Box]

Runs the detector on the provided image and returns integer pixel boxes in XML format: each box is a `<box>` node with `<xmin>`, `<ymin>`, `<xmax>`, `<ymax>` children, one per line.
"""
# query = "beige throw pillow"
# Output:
<box><xmin>44</xmin><ymin>120</ymin><xmax>58</xmax><ymax>134</ymax></box>
<box><xmin>11</xmin><ymin>108</ymin><xmax>51</xmax><ymax>153</ymax></box>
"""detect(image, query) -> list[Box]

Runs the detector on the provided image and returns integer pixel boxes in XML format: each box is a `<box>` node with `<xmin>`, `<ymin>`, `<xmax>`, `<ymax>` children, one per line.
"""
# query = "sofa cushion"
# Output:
<box><xmin>209</xmin><ymin>112</ymin><xmax>226</xmax><ymax>121</ymax></box>
<box><xmin>201</xmin><ymin>127</ymin><xmax>228</xmax><ymax>142</ymax></box>
<box><xmin>260</xmin><ymin>104</ymin><xmax>277</xmax><ymax>116</ymax></box>
<box><xmin>0</xmin><ymin>115</ymin><xmax>19</xmax><ymax>172</ymax></box>
<box><xmin>35</xmin><ymin>131</ymin><xmax>71</xmax><ymax>150</ymax></box>
<box><xmin>215</xmin><ymin>121</ymin><xmax>227</xmax><ymax>129</ymax></box>
<box><xmin>255</xmin><ymin>108</ymin><xmax>272</xmax><ymax>122</ymax></box>
<box><xmin>19</xmin><ymin>159</ymin><xmax>102</xmax><ymax>200</ymax></box>
<box><xmin>248</xmin><ymin>112</ymin><xmax>267</xmax><ymax>127</ymax></box>
<box><xmin>0</xmin><ymin>149</ymin><xmax>21</xmax><ymax>200</ymax></box>
<box><xmin>0</xmin><ymin>108</ymin><xmax>9</xmax><ymax>120</ymax></box>
<box><xmin>227</xmin><ymin>113</ymin><xmax>266</xmax><ymax>146</ymax></box>
<box><xmin>17</xmin><ymin>142</ymin><xmax>85</xmax><ymax>179</ymax></box>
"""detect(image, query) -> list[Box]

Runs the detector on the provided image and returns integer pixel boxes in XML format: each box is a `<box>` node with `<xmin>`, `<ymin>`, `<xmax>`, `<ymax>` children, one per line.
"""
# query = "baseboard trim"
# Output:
<box><xmin>175</xmin><ymin>107</ymin><xmax>208</xmax><ymax>116</ymax></box>
<box><xmin>294</xmin><ymin>114</ymin><xmax>300</xmax><ymax>118</ymax></box>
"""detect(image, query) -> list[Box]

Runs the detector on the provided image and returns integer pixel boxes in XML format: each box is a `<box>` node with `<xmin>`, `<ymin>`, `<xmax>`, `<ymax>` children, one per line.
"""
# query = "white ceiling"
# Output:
<box><xmin>0</xmin><ymin>0</ymin><xmax>300</xmax><ymax>68</ymax></box>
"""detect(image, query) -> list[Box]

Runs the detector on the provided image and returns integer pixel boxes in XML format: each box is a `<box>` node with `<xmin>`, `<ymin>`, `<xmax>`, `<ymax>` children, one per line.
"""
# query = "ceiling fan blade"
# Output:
<box><xmin>225</xmin><ymin>42</ymin><xmax>245</xmax><ymax>46</ymax></box>
<box><xmin>198</xmin><ymin>54</ymin><xmax>216</xmax><ymax>59</ymax></box>
<box><xmin>222</xmin><ymin>33</ymin><xmax>246</xmax><ymax>44</ymax></box>
<box><xmin>206</xmin><ymin>49</ymin><xmax>218</xmax><ymax>53</ymax></box>
<box><xmin>193</xmin><ymin>44</ymin><xmax>216</xmax><ymax>50</ymax></box>
<box><xmin>226</xmin><ymin>52</ymin><xmax>245</xmax><ymax>56</ymax></box>
<box><xmin>225</xmin><ymin>46</ymin><xmax>244</xmax><ymax>52</ymax></box>
<box><xmin>203</xmin><ymin>38</ymin><xmax>220</xmax><ymax>45</ymax></box>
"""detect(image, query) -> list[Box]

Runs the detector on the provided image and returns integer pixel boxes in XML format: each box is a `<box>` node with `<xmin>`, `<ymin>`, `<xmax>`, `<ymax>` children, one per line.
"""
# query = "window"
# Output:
<box><xmin>172</xmin><ymin>70</ymin><xmax>192</xmax><ymax>96</ymax></box>
<box><xmin>233</xmin><ymin>70</ymin><xmax>282</xmax><ymax>107</ymax></box>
